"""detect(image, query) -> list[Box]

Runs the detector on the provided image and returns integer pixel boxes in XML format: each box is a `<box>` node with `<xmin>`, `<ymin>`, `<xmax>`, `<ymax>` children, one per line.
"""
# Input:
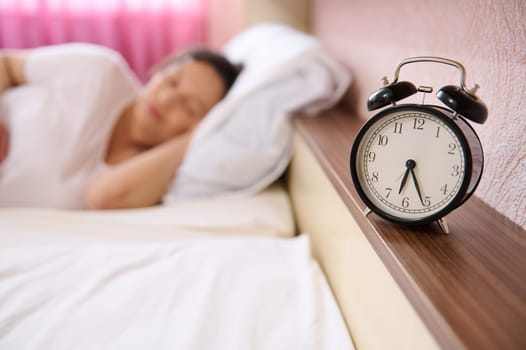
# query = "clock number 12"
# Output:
<box><xmin>413</xmin><ymin>118</ymin><xmax>425</xmax><ymax>130</ymax></box>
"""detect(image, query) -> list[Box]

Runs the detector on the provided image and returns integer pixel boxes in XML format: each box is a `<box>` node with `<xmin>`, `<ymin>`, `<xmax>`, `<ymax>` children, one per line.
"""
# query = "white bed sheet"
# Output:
<box><xmin>0</xmin><ymin>236</ymin><xmax>353</xmax><ymax>350</ymax></box>
<box><xmin>0</xmin><ymin>183</ymin><xmax>295</xmax><ymax>246</ymax></box>
<box><xmin>0</xmin><ymin>184</ymin><xmax>354</xmax><ymax>350</ymax></box>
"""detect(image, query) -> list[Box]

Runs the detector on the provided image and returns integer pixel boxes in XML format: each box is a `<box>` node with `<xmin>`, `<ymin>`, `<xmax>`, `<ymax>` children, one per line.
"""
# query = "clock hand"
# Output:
<box><xmin>398</xmin><ymin>159</ymin><xmax>415</xmax><ymax>194</ymax></box>
<box><xmin>410</xmin><ymin>167</ymin><xmax>425</xmax><ymax>206</ymax></box>
<box><xmin>398</xmin><ymin>167</ymin><xmax>410</xmax><ymax>194</ymax></box>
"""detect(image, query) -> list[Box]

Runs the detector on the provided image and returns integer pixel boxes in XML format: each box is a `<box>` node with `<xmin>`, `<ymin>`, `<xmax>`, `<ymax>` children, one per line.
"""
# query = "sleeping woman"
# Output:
<box><xmin>0</xmin><ymin>43</ymin><xmax>241</xmax><ymax>209</ymax></box>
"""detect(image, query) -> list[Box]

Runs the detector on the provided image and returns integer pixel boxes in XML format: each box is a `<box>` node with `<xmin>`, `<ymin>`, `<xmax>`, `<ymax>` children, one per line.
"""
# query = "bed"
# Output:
<box><xmin>0</xmin><ymin>182</ymin><xmax>354</xmax><ymax>349</ymax></box>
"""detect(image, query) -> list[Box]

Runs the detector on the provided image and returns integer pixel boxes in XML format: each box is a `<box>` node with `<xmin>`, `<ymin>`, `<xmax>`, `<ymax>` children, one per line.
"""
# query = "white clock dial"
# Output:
<box><xmin>354</xmin><ymin>109</ymin><xmax>467</xmax><ymax>221</ymax></box>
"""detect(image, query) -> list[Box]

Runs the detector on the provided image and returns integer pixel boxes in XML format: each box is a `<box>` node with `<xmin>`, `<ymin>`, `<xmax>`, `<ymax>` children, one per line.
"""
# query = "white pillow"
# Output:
<box><xmin>166</xmin><ymin>23</ymin><xmax>351</xmax><ymax>199</ymax></box>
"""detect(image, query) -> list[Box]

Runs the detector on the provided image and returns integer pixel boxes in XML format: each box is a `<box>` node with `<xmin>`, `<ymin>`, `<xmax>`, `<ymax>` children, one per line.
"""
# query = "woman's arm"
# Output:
<box><xmin>0</xmin><ymin>122</ymin><xmax>8</xmax><ymax>163</ymax></box>
<box><xmin>86</xmin><ymin>132</ymin><xmax>193</xmax><ymax>210</ymax></box>
<box><xmin>0</xmin><ymin>51</ymin><xmax>26</xmax><ymax>162</ymax></box>
<box><xmin>0</xmin><ymin>51</ymin><xmax>27</xmax><ymax>93</ymax></box>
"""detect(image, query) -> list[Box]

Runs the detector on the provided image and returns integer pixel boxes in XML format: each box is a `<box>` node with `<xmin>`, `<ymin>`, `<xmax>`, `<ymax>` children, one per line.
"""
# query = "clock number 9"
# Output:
<box><xmin>368</xmin><ymin>152</ymin><xmax>376</xmax><ymax>162</ymax></box>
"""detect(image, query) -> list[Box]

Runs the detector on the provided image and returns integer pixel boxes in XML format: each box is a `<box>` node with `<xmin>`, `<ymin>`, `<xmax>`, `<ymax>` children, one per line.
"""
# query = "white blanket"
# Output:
<box><xmin>167</xmin><ymin>23</ymin><xmax>351</xmax><ymax>198</ymax></box>
<box><xmin>0</xmin><ymin>185</ymin><xmax>354</xmax><ymax>349</ymax></box>
<box><xmin>0</xmin><ymin>236</ymin><xmax>353</xmax><ymax>350</ymax></box>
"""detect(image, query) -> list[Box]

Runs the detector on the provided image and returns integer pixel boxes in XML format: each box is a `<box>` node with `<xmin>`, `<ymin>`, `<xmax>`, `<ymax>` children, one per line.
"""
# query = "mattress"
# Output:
<box><xmin>0</xmin><ymin>183</ymin><xmax>354</xmax><ymax>350</ymax></box>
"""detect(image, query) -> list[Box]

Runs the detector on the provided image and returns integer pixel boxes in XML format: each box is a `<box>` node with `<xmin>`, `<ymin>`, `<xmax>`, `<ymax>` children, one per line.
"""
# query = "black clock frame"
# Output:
<box><xmin>349</xmin><ymin>104</ymin><xmax>482</xmax><ymax>225</ymax></box>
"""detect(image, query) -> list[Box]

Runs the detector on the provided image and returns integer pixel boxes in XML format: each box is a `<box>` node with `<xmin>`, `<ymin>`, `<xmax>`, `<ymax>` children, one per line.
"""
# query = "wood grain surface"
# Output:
<box><xmin>293</xmin><ymin>109</ymin><xmax>526</xmax><ymax>350</ymax></box>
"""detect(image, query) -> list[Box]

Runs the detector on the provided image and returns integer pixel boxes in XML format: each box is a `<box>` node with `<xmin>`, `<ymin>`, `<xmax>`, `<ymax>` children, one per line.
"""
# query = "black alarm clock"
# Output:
<box><xmin>349</xmin><ymin>57</ymin><xmax>487</xmax><ymax>233</ymax></box>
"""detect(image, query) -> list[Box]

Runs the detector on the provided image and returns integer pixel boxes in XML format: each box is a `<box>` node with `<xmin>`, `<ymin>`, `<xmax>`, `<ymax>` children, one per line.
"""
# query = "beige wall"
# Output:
<box><xmin>245</xmin><ymin>0</ymin><xmax>309</xmax><ymax>32</ymax></box>
<box><xmin>312</xmin><ymin>0</ymin><xmax>526</xmax><ymax>228</ymax></box>
<box><xmin>207</xmin><ymin>0</ymin><xmax>309</xmax><ymax>49</ymax></box>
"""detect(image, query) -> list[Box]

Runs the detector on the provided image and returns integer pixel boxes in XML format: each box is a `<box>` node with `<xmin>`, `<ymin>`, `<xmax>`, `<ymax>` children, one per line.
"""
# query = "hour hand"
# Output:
<box><xmin>398</xmin><ymin>168</ymin><xmax>410</xmax><ymax>194</ymax></box>
<box><xmin>398</xmin><ymin>159</ymin><xmax>415</xmax><ymax>194</ymax></box>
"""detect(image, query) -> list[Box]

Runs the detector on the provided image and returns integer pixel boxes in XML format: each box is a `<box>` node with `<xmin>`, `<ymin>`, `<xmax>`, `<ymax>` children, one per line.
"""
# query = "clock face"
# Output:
<box><xmin>351</xmin><ymin>106</ymin><xmax>471</xmax><ymax>223</ymax></box>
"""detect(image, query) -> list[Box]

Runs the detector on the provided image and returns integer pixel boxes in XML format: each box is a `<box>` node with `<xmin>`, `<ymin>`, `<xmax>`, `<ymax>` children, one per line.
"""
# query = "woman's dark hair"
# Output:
<box><xmin>150</xmin><ymin>48</ymin><xmax>243</xmax><ymax>94</ymax></box>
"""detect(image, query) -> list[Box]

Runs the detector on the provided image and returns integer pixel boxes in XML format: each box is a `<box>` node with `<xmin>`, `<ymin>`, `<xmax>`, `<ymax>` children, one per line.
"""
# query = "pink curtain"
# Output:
<box><xmin>0</xmin><ymin>0</ymin><xmax>209</xmax><ymax>81</ymax></box>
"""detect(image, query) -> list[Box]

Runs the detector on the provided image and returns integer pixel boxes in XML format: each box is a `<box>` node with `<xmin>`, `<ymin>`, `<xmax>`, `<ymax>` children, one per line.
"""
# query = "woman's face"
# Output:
<box><xmin>131</xmin><ymin>59</ymin><xmax>225</xmax><ymax>147</ymax></box>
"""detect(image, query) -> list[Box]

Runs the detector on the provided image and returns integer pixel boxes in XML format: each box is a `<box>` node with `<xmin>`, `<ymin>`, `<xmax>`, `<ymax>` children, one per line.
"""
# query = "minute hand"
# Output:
<box><xmin>410</xmin><ymin>168</ymin><xmax>425</xmax><ymax>206</ymax></box>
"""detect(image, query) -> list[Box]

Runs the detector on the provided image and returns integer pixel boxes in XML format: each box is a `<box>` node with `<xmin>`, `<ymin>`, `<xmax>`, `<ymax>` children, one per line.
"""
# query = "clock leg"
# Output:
<box><xmin>363</xmin><ymin>207</ymin><xmax>372</xmax><ymax>217</ymax></box>
<box><xmin>437</xmin><ymin>218</ymin><xmax>450</xmax><ymax>234</ymax></box>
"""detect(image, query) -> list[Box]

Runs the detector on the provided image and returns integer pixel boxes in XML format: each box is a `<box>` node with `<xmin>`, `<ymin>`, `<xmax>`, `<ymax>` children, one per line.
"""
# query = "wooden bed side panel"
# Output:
<box><xmin>287</xmin><ymin>133</ymin><xmax>439</xmax><ymax>350</ymax></box>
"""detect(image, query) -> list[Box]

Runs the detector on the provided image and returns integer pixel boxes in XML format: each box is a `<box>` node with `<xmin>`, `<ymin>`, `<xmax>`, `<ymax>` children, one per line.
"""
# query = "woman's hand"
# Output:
<box><xmin>0</xmin><ymin>50</ymin><xmax>26</xmax><ymax>163</ymax></box>
<box><xmin>86</xmin><ymin>130</ymin><xmax>194</xmax><ymax>210</ymax></box>
<box><xmin>0</xmin><ymin>121</ymin><xmax>8</xmax><ymax>163</ymax></box>
<box><xmin>0</xmin><ymin>51</ymin><xmax>27</xmax><ymax>93</ymax></box>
